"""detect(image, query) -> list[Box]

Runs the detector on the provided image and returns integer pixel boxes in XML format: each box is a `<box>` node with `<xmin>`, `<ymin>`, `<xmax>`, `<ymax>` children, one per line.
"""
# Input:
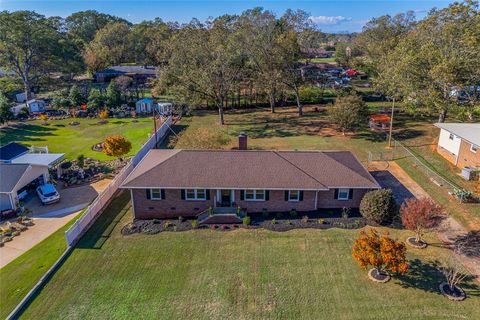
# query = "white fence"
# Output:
<box><xmin>65</xmin><ymin>116</ymin><xmax>172</xmax><ymax>246</ymax></box>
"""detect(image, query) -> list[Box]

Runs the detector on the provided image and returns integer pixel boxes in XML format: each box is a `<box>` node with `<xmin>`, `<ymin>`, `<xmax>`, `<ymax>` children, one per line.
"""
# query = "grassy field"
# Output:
<box><xmin>19</xmin><ymin>192</ymin><xmax>479</xmax><ymax>319</ymax></box>
<box><xmin>0</xmin><ymin>117</ymin><xmax>153</xmax><ymax>161</ymax></box>
<box><xmin>299</xmin><ymin>57</ymin><xmax>336</xmax><ymax>63</ymax></box>
<box><xmin>0</xmin><ymin>215</ymin><xmax>79</xmax><ymax>319</ymax></box>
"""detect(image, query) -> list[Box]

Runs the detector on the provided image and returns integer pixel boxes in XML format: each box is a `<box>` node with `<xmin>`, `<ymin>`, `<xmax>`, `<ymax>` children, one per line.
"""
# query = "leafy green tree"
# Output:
<box><xmin>65</xmin><ymin>10</ymin><xmax>129</xmax><ymax>47</ymax></box>
<box><xmin>390</xmin><ymin>1</ymin><xmax>480</xmax><ymax>122</ymax></box>
<box><xmin>328</xmin><ymin>96</ymin><xmax>367</xmax><ymax>135</ymax></box>
<box><xmin>87</xmin><ymin>88</ymin><xmax>104</xmax><ymax>110</ymax></box>
<box><xmin>0</xmin><ymin>91</ymin><xmax>14</xmax><ymax>125</ymax></box>
<box><xmin>106</xmin><ymin>81</ymin><xmax>121</xmax><ymax>108</ymax></box>
<box><xmin>0</xmin><ymin>11</ymin><xmax>75</xmax><ymax>109</ymax></box>
<box><xmin>237</xmin><ymin>8</ymin><xmax>289</xmax><ymax>113</ymax></box>
<box><xmin>68</xmin><ymin>85</ymin><xmax>84</xmax><ymax>107</ymax></box>
<box><xmin>83</xmin><ymin>22</ymin><xmax>133</xmax><ymax>72</ymax></box>
<box><xmin>352</xmin><ymin>12</ymin><xmax>415</xmax><ymax>77</ymax></box>
<box><xmin>159</xmin><ymin>17</ymin><xmax>242</xmax><ymax>125</ymax></box>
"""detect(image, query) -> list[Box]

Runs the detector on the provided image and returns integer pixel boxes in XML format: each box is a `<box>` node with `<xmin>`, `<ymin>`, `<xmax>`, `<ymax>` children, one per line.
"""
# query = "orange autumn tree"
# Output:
<box><xmin>352</xmin><ymin>229</ymin><xmax>409</xmax><ymax>277</ymax></box>
<box><xmin>103</xmin><ymin>135</ymin><xmax>132</xmax><ymax>161</ymax></box>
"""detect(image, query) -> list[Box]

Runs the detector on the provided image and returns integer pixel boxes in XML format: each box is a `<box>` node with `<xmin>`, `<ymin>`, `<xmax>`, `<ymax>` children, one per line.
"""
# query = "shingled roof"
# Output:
<box><xmin>121</xmin><ymin>150</ymin><xmax>379</xmax><ymax>190</ymax></box>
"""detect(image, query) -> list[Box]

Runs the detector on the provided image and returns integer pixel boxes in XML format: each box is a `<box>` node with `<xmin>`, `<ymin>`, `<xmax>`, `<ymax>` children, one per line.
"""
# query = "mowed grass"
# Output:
<box><xmin>20</xmin><ymin>193</ymin><xmax>480</xmax><ymax>319</ymax></box>
<box><xmin>0</xmin><ymin>117</ymin><xmax>153</xmax><ymax>161</ymax></box>
<box><xmin>0</xmin><ymin>215</ymin><xmax>79</xmax><ymax>319</ymax></box>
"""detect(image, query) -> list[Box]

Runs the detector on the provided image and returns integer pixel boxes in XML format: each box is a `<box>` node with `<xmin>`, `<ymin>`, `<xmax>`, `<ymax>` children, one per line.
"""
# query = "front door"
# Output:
<box><xmin>220</xmin><ymin>190</ymin><xmax>232</xmax><ymax>207</ymax></box>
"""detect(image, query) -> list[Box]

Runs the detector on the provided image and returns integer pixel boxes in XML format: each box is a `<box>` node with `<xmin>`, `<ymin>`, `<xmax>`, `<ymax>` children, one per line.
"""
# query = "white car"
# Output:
<box><xmin>36</xmin><ymin>184</ymin><xmax>60</xmax><ymax>205</ymax></box>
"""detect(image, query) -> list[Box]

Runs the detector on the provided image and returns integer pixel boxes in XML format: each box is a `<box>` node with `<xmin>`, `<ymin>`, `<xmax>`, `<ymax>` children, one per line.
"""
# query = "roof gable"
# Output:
<box><xmin>0</xmin><ymin>164</ymin><xmax>30</xmax><ymax>192</ymax></box>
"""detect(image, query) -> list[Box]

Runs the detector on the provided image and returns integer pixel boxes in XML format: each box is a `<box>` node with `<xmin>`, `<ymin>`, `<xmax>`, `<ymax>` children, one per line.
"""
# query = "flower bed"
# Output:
<box><xmin>122</xmin><ymin>213</ymin><xmax>367</xmax><ymax>236</ymax></box>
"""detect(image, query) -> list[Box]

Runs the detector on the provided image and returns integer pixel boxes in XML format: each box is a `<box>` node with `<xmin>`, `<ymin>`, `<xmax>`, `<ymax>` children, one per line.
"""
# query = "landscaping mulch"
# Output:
<box><xmin>406</xmin><ymin>237</ymin><xmax>428</xmax><ymax>249</ymax></box>
<box><xmin>122</xmin><ymin>215</ymin><xmax>368</xmax><ymax>236</ymax></box>
<box><xmin>439</xmin><ymin>282</ymin><xmax>466</xmax><ymax>301</ymax></box>
<box><xmin>368</xmin><ymin>268</ymin><xmax>391</xmax><ymax>283</ymax></box>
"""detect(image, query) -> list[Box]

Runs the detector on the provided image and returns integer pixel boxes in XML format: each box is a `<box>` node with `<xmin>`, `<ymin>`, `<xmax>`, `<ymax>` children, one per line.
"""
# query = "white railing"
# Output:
<box><xmin>65</xmin><ymin>116</ymin><xmax>172</xmax><ymax>246</ymax></box>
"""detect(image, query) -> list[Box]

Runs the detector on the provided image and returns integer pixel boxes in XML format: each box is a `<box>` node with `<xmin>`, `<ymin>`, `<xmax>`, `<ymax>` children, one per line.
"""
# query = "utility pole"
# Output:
<box><xmin>388</xmin><ymin>97</ymin><xmax>395</xmax><ymax>148</ymax></box>
<box><xmin>152</xmin><ymin>107</ymin><xmax>158</xmax><ymax>149</ymax></box>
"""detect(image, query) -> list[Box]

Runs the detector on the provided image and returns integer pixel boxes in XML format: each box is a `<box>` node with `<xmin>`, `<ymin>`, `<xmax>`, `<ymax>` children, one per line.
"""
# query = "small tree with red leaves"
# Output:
<box><xmin>400</xmin><ymin>198</ymin><xmax>444</xmax><ymax>245</ymax></box>
<box><xmin>352</xmin><ymin>228</ymin><xmax>409</xmax><ymax>278</ymax></box>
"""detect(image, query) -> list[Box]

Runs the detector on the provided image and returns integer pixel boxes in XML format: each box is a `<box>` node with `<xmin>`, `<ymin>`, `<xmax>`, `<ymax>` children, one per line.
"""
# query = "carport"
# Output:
<box><xmin>0</xmin><ymin>163</ymin><xmax>50</xmax><ymax>212</ymax></box>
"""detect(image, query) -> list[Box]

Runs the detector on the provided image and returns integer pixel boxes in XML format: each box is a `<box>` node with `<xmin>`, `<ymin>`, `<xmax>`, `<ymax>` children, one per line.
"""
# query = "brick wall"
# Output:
<box><xmin>317</xmin><ymin>189</ymin><xmax>369</xmax><ymax>209</ymax></box>
<box><xmin>234</xmin><ymin>190</ymin><xmax>317</xmax><ymax>213</ymax></box>
<box><xmin>131</xmin><ymin>188</ymin><xmax>372</xmax><ymax>219</ymax></box>
<box><xmin>457</xmin><ymin>140</ymin><xmax>480</xmax><ymax>169</ymax></box>
<box><xmin>132</xmin><ymin>189</ymin><xmax>214</xmax><ymax>219</ymax></box>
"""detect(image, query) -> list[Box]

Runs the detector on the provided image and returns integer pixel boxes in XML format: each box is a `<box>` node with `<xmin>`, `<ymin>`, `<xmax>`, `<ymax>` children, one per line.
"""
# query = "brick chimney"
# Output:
<box><xmin>238</xmin><ymin>132</ymin><xmax>247</xmax><ymax>150</ymax></box>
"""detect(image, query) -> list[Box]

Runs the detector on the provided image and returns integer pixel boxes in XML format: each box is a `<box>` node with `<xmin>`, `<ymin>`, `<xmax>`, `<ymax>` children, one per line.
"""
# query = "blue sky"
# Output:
<box><xmin>0</xmin><ymin>0</ymin><xmax>454</xmax><ymax>32</ymax></box>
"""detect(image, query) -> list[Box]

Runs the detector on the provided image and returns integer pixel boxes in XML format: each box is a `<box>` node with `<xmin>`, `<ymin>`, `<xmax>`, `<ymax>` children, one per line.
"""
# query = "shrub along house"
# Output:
<box><xmin>121</xmin><ymin>136</ymin><xmax>380</xmax><ymax>224</ymax></box>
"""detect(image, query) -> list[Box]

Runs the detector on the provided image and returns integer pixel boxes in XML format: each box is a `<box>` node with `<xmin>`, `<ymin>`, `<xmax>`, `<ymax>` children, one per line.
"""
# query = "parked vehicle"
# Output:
<box><xmin>36</xmin><ymin>184</ymin><xmax>60</xmax><ymax>205</ymax></box>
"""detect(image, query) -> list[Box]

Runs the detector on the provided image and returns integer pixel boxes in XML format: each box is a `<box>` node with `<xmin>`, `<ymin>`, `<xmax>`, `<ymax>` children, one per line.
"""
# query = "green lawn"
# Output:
<box><xmin>0</xmin><ymin>215</ymin><xmax>79</xmax><ymax>319</ymax></box>
<box><xmin>299</xmin><ymin>57</ymin><xmax>336</xmax><ymax>63</ymax></box>
<box><xmin>0</xmin><ymin>117</ymin><xmax>154</xmax><ymax>161</ymax></box>
<box><xmin>19</xmin><ymin>192</ymin><xmax>480</xmax><ymax>319</ymax></box>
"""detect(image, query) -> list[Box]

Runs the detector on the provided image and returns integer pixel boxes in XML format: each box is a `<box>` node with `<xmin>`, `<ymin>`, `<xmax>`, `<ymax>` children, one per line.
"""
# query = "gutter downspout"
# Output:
<box><xmin>314</xmin><ymin>190</ymin><xmax>318</xmax><ymax>210</ymax></box>
<box><xmin>130</xmin><ymin>189</ymin><xmax>136</xmax><ymax>219</ymax></box>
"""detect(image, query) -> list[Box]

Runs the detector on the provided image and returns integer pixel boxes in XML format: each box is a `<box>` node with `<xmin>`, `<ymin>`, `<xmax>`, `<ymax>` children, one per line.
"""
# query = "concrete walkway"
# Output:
<box><xmin>370</xmin><ymin>161</ymin><xmax>480</xmax><ymax>283</ymax></box>
<box><xmin>0</xmin><ymin>209</ymin><xmax>82</xmax><ymax>268</ymax></box>
<box><xmin>0</xmin><ymin>179</ymin><xmax>111</xmax><ymax>269</ymax></box>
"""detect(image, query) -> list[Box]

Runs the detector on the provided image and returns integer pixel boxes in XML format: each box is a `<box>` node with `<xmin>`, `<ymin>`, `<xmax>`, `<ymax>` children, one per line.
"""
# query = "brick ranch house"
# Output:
<box><xmin>121</xmin><ymin>147</ymin><xmax>380</xmax><ymax>224</ymax></box>
<box><xmin>434</xmin><ymin>123</ymin><xmax>480</xmax><ymax>169</ymax></box>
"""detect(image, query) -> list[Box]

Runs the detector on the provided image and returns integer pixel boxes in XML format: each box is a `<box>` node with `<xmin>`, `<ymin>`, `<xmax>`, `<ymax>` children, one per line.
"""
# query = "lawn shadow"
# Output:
<box><xmin>75</xmin><ymin>191</ymin><xmax>131</xmax><ymax>250</ymax></box>
<box><xmin>395</xmin><ymin>259</ymin><xmax>480</xmax><ymax>296</ymax></box>
<box><xmin>0</xmin><ymin>123</ymin><xmax>56</xmax><ymax>143</ymax></box>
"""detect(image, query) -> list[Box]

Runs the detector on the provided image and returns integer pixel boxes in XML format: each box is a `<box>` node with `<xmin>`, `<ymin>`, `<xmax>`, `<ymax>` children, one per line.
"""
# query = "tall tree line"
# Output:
<box><xmin>352</xmin><ymin>0</ymin><xmax>480</xmax><ymax>122</ymax></box>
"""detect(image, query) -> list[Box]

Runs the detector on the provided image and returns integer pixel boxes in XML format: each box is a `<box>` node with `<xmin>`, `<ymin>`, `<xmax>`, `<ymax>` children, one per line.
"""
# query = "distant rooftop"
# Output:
<box><xmin>435</xmin><ymin>123</ymin><xmax>480</xmax><ymax>146</ymax></box>
<box><xmin>0</xmin><ymin>142</ymin><xmax>29</xmax><ymax>161</ymax></box>
<box><xmin>96</xmin><ymin>65</ymin><xmax>157</xmax><ymax>75</ymax></box>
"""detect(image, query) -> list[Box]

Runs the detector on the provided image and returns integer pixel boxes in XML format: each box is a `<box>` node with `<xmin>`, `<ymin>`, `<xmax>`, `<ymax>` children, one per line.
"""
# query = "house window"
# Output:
<box><xmin>337</xmin><ymin>188</ymin><xmax>350</xmax><ymax>200</ymax></box>
<box><xmin>185</xmin><ymin>189</ymin><xmax>207</xmax><ymax>200</ymax></box>
<box><xmin>244</xmin><ymin>189</ymin><xmax>265</xmax><ymax>201</ymax></box>
<box><xmin>449</xmin><ymin>133</ymin><xmax>454</xmax><ymax>140</ymax></box>
<box><xmin>150</xmin><ymin>188</ymin><xmax>162</xmax><ymax>200</ymax></box>
<box><xmin>288</xmin><ymin>190</ymin><xmax>300</xmax><ymax>201</ymax></box>
<box><xmin>470</xmin><ymin>144</ymin><xmax>478</xmax><ymax>153</ymax></box>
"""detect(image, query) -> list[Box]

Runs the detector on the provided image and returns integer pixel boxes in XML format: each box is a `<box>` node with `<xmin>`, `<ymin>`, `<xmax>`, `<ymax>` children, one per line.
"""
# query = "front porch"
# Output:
<box><xmin>197</xmin><ymin>206</ymin><xmax>245</xmax><ymax>225</ymax></box>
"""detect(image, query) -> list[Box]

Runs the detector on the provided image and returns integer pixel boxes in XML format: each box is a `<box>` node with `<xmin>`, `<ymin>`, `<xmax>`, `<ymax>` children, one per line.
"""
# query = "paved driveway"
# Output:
<box><xmin>0</xmin><ymin>179</ymin><xmax>111</xmax><ymax>269</ymax></box>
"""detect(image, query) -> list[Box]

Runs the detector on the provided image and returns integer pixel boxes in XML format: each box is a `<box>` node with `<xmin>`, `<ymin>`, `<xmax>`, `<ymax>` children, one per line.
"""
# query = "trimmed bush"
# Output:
<box><xmin>242</xmin><ymin>216</ymin><xmax>251</xmax><ymax>226</ymax></box>
<box><xmin>360</xmin><ymin>189</ymin><xmax>397</xmax><ymax>224</ymax></box>
<box><xmin>191</xmin><ymin>219</ymin><xmax>199</xmax><ymax>229</ymax></box>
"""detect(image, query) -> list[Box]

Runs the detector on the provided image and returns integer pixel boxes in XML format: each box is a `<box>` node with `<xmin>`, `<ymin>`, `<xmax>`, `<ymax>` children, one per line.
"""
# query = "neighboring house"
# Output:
<box><xmin>95</xmin><ymin>65</ymin><xmax>157</xmax><ymax>83</ymax></box>
<box><xmin>435</xmin><ymin>123</ymin><xmax>480</xmax><ymax>169</ymax></box>
<box><xmin>0</xmin><ymin>142</ymin><xmax>64</xmax><ymax>211</ymax></box>
<box><xmin>0</xmin><ymin>163</ymin><xmax>49</xmax><ymax>211</ymax></box>
<box><xmin>11</xmin><ymin>99</ymin><xmax>46</xmax><ymax>115</ymax></box>
<box><xmin>135</xmin><ymin>98</ymin><xmax>155</xmax><ymax>114</ymax></box>
<box><xmin>121</xmin><ymin>143</ymin><xmax>380</xmax><ymax>223</ymax></box>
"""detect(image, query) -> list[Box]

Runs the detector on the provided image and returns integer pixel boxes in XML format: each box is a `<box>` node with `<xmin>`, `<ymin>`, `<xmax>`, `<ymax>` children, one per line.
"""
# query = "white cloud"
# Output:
<box><xmin>309</xmin><ymin>15</ymin><xmax>352</xmax><ymax>25</ymax></box>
